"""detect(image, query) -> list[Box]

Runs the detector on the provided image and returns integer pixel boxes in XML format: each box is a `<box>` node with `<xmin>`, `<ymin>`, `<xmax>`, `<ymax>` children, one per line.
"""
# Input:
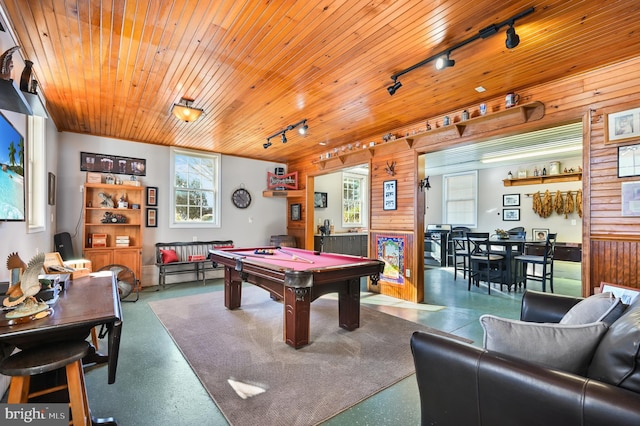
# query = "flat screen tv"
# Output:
<box><xmin>0</xmin><ymin>112</ymin><xmax>25</xmax><ymax>221</ymax></box>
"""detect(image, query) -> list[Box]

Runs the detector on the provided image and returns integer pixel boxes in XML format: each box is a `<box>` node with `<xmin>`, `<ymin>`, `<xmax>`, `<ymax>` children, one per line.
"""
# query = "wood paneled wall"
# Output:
<box><xmin>288</xmin><ymin>56</ymin><xmax>640</xmax><ymax>301</ymax></box>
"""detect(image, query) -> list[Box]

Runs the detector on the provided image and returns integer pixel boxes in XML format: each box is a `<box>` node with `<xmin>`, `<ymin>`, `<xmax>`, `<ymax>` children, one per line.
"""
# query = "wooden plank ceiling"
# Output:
<box><xmin>1</xmin><ymin>0</ymin><xmax>639</xmax><ymax>163</ymax></box>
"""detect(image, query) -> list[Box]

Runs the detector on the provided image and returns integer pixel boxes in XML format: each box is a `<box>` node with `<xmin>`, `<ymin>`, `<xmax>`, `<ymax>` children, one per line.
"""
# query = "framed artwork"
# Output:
<box><xmin>621</xmin><ymin>181</ymin><xmax>640</xmax><ymax>216</ymax></box>
<box><xmin>376</xmin><ymin>234</ymin><xmax>406</xmax><ymax>285</ymax></box>
<box><xmin>146</xmin><ymin>208</ymin><xmax>158</xmax><ymax>227</ymax></box>
<box><xmin>532</xmin><ymin>228</ymin><xmax>549</xmax><ymax>241</ymax></box>
<box><xmin>383</xmin><ymin>180</ymin><xmax>397</xmax><ymax>211</ymax></box>
<box><xmin>618</xmin><ymin>144</ymin><xmax>640</xmax><ymax>177</ymax></box>
<box><xmin>290</xmin><ymin>203</ymin><xmax>301</xmax><ymax>221</ymax></box>
<box><xmin>605</xmin><ymin>107</ymin><xmax>640</xmax><ymax>144</ymax></box>
<box><xmin>502</xmin><ymin>193</ymin><xmax>520</xmax><ymax>206</ymax></box>
<box><xmin>146</xmin><ymin>186</ymin><xmax>158</xmax><ymax>206</ymax></box>
<box><xmin>80</xmin><ymin>151</ymin><xmax>146</xmax><ymax>175</ymax></box>
<box><xmin>502</xmin><ymin>208</ymin><xmax>520</xmax><ymax>221</ymax></box>
<box><xmin>314</xmin><ymin>192</ymin><xmax>327</xmax><ymax>208</ymax></box>
<box><xmin>48</xmin><ymin>172</ymin><xmax>56</xmax><ymax>205</ymax></box>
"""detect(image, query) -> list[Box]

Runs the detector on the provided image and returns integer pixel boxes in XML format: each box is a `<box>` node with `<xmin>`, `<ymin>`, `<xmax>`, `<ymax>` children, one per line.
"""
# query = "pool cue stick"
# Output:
<box><xmin>276</xmin><ymin>247</ymin><xmax>315</xmax><ymax>264</ymax></box>
<box><xmin>231</xmin><ymin>252</ymin><xmax>310</xmax><ymax>263</ymax></box>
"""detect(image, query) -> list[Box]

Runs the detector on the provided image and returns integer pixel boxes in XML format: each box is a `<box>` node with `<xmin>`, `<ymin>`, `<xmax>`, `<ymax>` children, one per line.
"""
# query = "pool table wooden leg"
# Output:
<box><xmin>224</xmin><ymin>267</ymin><xmax>243</xmax><ymax>310</ymax></box>
<box><xmin>284</xmin><ymin>286</ymin><xmax>311</xmax><ymax>349</ymax></box>
<box><xmin>338</xmin><ymin>278</ymin><xmax>360</xmax><ymax>331</ymax></box>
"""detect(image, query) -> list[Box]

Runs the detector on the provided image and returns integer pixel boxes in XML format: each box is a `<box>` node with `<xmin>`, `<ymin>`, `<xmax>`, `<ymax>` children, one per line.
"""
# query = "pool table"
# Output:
<box><xmin>209</xmin><ymin>246</ymin><xmax>384</xmax><ymax>348</ymax></box>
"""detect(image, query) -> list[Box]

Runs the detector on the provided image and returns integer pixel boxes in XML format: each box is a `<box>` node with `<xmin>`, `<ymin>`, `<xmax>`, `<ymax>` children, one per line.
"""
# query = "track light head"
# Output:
<box><xmin>505</xmin><ymin>24</ymin><xmax>520</xmax><ymax>49</ymax></box>
<box><xmin>435</xmin><ymin>54</ymin><xmax>455</xmax><ymax>71</ymax></box>
<box><xmin>298</xmin><ymin>120</ymin><xmax>308</xmax><ymax>135</ymax></box>
<box><xmin>263</xmin><ymin>139</ymin><xmax>272</xmax><ymax>149</ymax></box>
<box><xmin>387</xmin><ymin>79</ymin><xmax>402</xmax><ymax>96</ymax></box>
<box><xmin>281</xmin><ymin>132</ymin><xmax>287</xmax><ymax>143</ymax></box>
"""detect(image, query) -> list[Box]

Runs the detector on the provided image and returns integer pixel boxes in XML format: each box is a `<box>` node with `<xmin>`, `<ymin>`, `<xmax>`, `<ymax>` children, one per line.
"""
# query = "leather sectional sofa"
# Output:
<box><xmin>410</xmin><ymin>290</ymin><xmax>640</xmax><ymax>425</ymax></box>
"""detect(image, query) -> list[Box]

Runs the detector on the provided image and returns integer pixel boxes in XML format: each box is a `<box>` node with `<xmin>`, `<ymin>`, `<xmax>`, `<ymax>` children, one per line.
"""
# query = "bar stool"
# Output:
<box><xmin>0</xmin><ymin>340</ymin><xmax>91</xmax><ymax>425</ymax></box>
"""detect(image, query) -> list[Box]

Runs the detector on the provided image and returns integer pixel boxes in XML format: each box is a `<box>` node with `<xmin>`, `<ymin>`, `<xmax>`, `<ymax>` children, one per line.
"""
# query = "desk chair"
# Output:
<box><xmin>467</xmin><ymin>232</ymin><xmax>506</xmax><ymax>294</ymax></box>
<box><xmin>451</xmin><ymin>227</ymin><xmax>470</xmax><ymax>281</ymax></box>
<box><xmin>514</xmin><ymin>233</ymin><xmax>557</xmax><ymax>292</ymax></box>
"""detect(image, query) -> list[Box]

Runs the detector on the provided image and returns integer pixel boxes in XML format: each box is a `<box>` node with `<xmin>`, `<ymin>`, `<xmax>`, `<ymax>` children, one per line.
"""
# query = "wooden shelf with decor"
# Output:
<box><xmin>262</xmin><ymin>189</ymin><xmax>305</xmax><ymax>198</ymax></box>
<box><xmin>503</xmin><ymin>172</ymin><xmax>582</xmax><ymax>186</ymax></box>
<box><xmin>82</xmin><ymin>183</ymin><xmax>143</xmax><ymax>280</ymax></box>
<box><xmin>312</xmin><ymin>101</ymin><xmax>545</xmax><ymax>169</ymax></box>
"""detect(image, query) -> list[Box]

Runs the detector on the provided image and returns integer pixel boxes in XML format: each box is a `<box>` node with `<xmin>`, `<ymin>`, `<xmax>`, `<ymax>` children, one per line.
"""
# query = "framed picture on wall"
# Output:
<box><xmin>146</xmin><ymin>208</ymin><xmax>157</xmax><ymax>227</ymax></box>
<box><xmin>290</xmin><ymin>203</ymin><xmax>301</xmax><ymax>221</ymax></box>
<box><xmin>146</xmin><ymin>186</ymin><xmax>158</xmax><ymax>206</ymax></box>
<box><xmin>502</xmin><ymin>193</ymin><xmax>520</xmax><ymax>206</ymax></box>
<box><xmin>605</xmin><ymin>106</ymin><xmax>640</xmax><ymax>144</ymax></box>
<box><xmin>383</xmin><ymin>180</ymin><xmax>397</xmax><ymax>211</ymax></box>
<box><xmin>314</xmin><ymin>192</ymin><xmax>327</xmax><ymax>208</ymax></box>
<box><xmin>502</xmin><ymin>208</ymin><xmax>520</xmax><ymax>221</ymax></box>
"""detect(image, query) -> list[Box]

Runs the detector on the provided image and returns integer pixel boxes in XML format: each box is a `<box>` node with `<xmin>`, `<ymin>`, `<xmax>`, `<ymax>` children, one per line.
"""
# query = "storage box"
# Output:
<box><xmin>86</xmin><ymin>172</ymin><xmax>102</xmax><ymax>183</ymax></box>
<box><xmin>91</xmin><ymin>233</ymin><xmax>107</xmax><ymax>248</ymax></box>
<box><xmin>43</xmin><ymin>252</ymin><xmax>92</xmax><ymax>280</ymax></box>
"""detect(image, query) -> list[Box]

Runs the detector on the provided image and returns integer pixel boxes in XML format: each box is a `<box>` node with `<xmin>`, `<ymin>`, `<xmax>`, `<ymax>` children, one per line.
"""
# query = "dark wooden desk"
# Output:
<box><xmin>0</xmin><ymin>273</ymin><xmax>123</xmax><ymax>425</ymax></box>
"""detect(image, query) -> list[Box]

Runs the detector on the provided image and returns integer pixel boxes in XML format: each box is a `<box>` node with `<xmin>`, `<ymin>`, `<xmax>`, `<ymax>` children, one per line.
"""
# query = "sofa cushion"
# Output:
<box><xmin>587</xmin><ymin>299</ymin><xmax>640</xmax><ymax>392</ymax></box>
<box><xmin>560</xmin><ymin>292</ymin><xmax>626</xmax><ymax>326</ymax></box>
<box><xmin>480</xmin><ymin>315</ymin><xmax>608</xmax><ymax>375</ymax></box>
<box><xmin>160</xmin><ymin>249</ymin><xmax>179</xmax><ymax>263</ymax></box>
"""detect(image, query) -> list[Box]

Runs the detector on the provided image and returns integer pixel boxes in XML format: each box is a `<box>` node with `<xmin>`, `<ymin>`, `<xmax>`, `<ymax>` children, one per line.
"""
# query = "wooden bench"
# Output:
<box><xmin>155</xmin><ymin>240</ymin><xmax>234</xmax><ymax>288</ymax></box>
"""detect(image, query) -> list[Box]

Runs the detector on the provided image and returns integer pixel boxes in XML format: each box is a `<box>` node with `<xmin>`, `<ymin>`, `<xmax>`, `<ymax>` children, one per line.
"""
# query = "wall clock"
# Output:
<box><xmin>232</xmin><ymin>188</ymin><xmax>252</xmax><ymax>209</ymax></box>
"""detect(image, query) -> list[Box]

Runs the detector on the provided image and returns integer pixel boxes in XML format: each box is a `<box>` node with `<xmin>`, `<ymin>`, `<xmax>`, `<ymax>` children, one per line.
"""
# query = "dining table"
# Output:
<box><xmin>0</xmin><ymin>272</ymin><xmax>123</xmax><ymax>425</ymax></box>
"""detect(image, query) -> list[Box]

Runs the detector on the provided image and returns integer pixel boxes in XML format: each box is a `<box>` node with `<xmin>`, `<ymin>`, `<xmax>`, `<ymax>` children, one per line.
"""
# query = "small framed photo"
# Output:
<box><xmin>605</xmin><ymin>107</ymin><xmax>640</xmax><ymax>144</ymax></box>
<box><xmin>146</xmin><ymin>208</ymin><xmax>157</xmax><ymax>227</ymax></box>
<box><xmin>290</xmin><ymin>203</ymin><xmax>301</xmax><ymax>221</ymax></box>
<box><xmin>146</xmin><ymin>186</ymin><xmax>158</xmax><ymax>206</ymax></box>
<box><xmin>383</xmin><ymin>180</ymin><xmax>397</xmax><ymax>211</ymax></box>
<box><xmin>502</xmin><ymin>193</ymin><xmax>520</xmax><ymax>206</ymax></box>
<box><xmin>618</xmin><ymin>144</ymin><xmax>640</xmax><ymax>177</ymax></box>
<box><xmin>502</xmin><ymin>208</ymin><xmax>520</xmax><ymax>221</ymax></box>
<box><xmin>314</xmin><ymin>192</ymin><xmax>327</xmax><ymax>208</ymax></box>
<box><xmin>621</xmin><ymin>181</ymin><xmax>640</xmax><ymax>216</ymax></box>
<box><xmin>532</xmin><ymin>228</ymin><xmax>549</xmax><ymax>241</ymax></box>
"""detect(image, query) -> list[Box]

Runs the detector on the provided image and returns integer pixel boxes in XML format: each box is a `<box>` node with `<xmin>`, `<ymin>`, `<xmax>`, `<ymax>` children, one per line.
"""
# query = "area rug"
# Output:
<box><xmin>149</xmin><ymin>285</ymin><xmax>468</xmax><ymax>426</ymax></box>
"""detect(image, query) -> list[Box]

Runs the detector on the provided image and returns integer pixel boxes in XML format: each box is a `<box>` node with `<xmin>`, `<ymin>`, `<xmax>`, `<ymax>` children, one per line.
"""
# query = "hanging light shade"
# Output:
<box><xmin>171</xmin><ymin>97</ymin><xmax>204</xmax><ymax>122</ymax></box>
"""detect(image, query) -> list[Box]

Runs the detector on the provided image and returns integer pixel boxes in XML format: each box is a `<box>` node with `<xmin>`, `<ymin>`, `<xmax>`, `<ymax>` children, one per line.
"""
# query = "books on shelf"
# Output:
<box><xmin>116</xmin><ymin>235</ymin><xmax>130</xmax><ymax>247</ymax></box>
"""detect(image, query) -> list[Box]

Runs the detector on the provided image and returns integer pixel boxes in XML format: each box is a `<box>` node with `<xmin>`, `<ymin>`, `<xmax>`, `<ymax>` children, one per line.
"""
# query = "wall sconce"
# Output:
<box><xmin>264</xmin><ymin>119</ymin><xmax>308</xmax><ymax>149</ymax></box>
<box><xmin>419</xmin><ymin>177</ymin><xmax>431</xmax><ymax>192</ymax></box>
<box><xmin>386</xmin><ymin>7</ymin><xmax>534</xmax><ymax>95</ymax></box>
<box><xmin>171</xmin><ymin>97</ymin><xmax>204</xmax><ymax>122</ymax></box>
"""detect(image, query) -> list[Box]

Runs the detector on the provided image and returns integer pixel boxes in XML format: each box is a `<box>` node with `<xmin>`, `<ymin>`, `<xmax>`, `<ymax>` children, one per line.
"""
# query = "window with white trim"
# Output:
<box><xmin>342</xmin><ymin>171</ymin><xmax>366</xmax><ymax>227</ymax></box>
<box><xmin>170</xmin><ymin>148</ymin><xmax>220</xmax><ymax>228</ymax></box>
<box><xmin>27</xmin><ymin>115</ymin><xmax>45</xmax><ymax>233</ymax></box>
<box><xmin>443</xmin><ymin>171</ymin><xmax>477</xmax><ymax>228</ymax></box>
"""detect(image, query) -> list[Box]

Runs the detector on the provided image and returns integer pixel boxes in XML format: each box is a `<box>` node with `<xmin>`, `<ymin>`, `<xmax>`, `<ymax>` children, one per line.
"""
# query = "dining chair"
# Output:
<box><xmin>514</xmin><ymin>233</ymin><xmax>557</xmax><ymax>292</ymax></box>
<box><xmin>450</xmin><ymin>227</ymin><xmax>470</xmax><ymax>281</ymax></box>
<box><xmin>466</xmin><ymin>232</ymin><xmax>506</xmax><ymax>294</ymax></box>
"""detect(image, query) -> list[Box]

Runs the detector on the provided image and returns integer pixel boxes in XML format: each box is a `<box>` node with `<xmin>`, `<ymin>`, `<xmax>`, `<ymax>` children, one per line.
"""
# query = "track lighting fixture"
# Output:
<box><xmin>505</xmin><ymin>23</ymin><xmax>520</xmax><ymax>49</ymax></box>
<box><xmin>387</xmin><ymin>79</ymin><xmax>402</xmax><ymax>96</ymax></box>
<box><xmin>434</xmin><ymin>53</ymin><xmax>455</xmax><ymax>71</ymax></box>
<box><xmin>298</xmin><ymin>120</ymin><xmax>308</xmax><ymax>135</ymax></box>
<box><xmin>263</xmin><ymin>119</ymin><xmax>308</xmax><ymax>149</ymax></box>
<box><xmin>386</xmin><ymin>7</ymin><xmax>534</xmax><ymax>95</ymax></box>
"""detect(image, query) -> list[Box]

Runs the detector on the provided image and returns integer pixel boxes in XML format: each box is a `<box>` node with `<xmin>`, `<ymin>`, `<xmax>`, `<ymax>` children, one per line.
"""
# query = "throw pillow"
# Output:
<box><xmin>588</xmin><ymin>298</ymin><xmax>640</xmax><ymax>392</ymax></box>
<box><xmin>560</xmin><ymin>292</ymin><xmax>626</xmax><ymax>326</ymax></box>
<box><xmin>480</xmin><ymin>314</ymin><xmax>608</xmax><ymax>375</ymax></box>
<box><xmin>160</xmin><ymin>249</ymin><xmax>179</xmax><ymax>263</ymax></box>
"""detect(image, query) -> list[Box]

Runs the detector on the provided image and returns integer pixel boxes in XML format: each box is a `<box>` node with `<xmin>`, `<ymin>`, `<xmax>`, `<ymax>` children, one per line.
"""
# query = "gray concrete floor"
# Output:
<box><xmin>80</xmin><ymin>262</ymin><xmax>581</xmax><ymax>425</ymax></box>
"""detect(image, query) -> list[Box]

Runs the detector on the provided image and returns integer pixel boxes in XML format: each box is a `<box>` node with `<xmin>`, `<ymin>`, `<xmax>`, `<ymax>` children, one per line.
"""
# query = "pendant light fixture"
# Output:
<box><xmin>171</xmin><ymin>97</ymin><xmax>204</xmax><ymax>122</ymax></box>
